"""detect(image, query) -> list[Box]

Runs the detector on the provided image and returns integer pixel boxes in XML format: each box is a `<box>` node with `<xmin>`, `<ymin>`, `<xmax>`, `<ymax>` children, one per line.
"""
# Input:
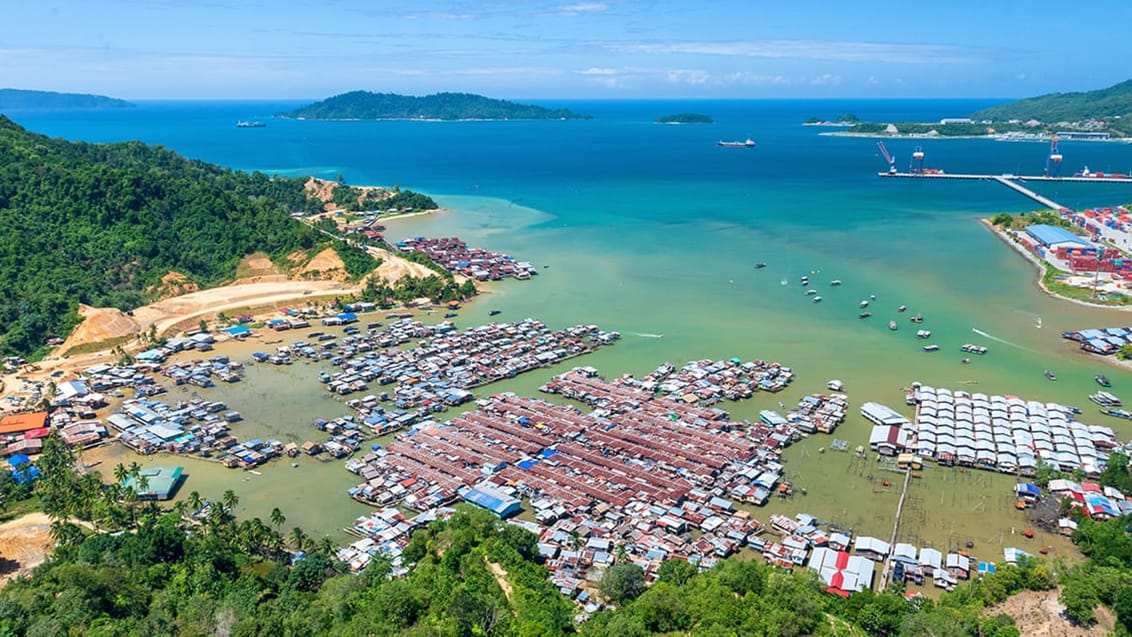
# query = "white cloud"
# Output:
<box><xmin>608</xmin><ymin>40</ymin><xmax>978</xmax><ymax>64</ymax></box>
<box><xmin>578</xmin><ymin>67</ymin><xmax>617</xmax><ymax>75</ymax></box>
<box><xmin>402</xmin><ymin>11</ymin><xmax>475</xmax><ymax>20</ymax></box>
<box><xmin>550</xmin><ymin>2</ymin><xmax>608</xmax><ymax>16</ymax></box>
<box><xmin>666</xmin><ymin>69</ymin><xmax>710</xmax><ymax>85</ymax></box>
<box><xmin>809</xmin><ymin>74</ymin><xmax>842</xmax><ymax>86</ymax></box>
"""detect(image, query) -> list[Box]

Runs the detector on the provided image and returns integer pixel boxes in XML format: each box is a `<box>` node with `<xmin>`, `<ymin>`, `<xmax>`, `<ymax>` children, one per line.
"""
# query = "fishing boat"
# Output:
<box><xmin>827</xmin><ymin>379</ymin><xmax>844</xmax><ymax>391</ymax></box>
<box><xmin>1101</xmin><ymin>408</ymin><xmax>1132</xmax><ymax>420</ymax></box>
<box><xmin>800</xmin><ymin>276</ymin><xmax>809</xmax><ymax>285</ymax></box>
<box><xmin>859</xmin><ymin>300</ymin><xmax>869</xmax><ymax>308</ymax></box>
<box><xmin>812</xmin><ymin>296</ymin><xmax>822</xmax><ymax>303</ymax></box>
<box><xmin>898</xmin><ymin>305</ymin><xmax>907</xmax><ymax>312</ymax></box>
<box><xmin>489</xmin><ymin>309</ymin><xmax>502</xmax><ymax>316</ymax></box>
<box><xmin>717</xmin><ymin>138</ymin><xmax>756</xmax><ymax>148</ymax></box>
<box><xmin>830</xmin><ymin>280</ymin><xmax>843</xmax><ymax>286</ymax></box>
<box><xmin>1044</xmin><ymin>369</ymin><xmax>1057</xmax><ymax>381</ymax></box>
<box><xmin>755</xmin><ymin>262</ymin><xmax>767</xmax><ymax>269</ymax></box>
<box><xmin>805</xmin><ymin>289</ymin><xmax>818</xmax><ymax>296</ymax></box>
<box><xmin>1089</xmin><ymin>391</ymin><xmax>1122</xmax><ymax>407</ymax></box>
<box><xmin>916</xmin><ymin>329</ymin><xmax>931</xmax><ymax>339</ymax></box>
<box><xmin>888</xmin><ymin>321</ymin><xmax>898</xmax><ymax>331</ymax></box>
<box><xmin>869</xmin><ymin>294</ymin><xmax>877</xmax><ymax>300</ymax></box>
<box><xmin>922</xmin><ymin>344</ymin><xmax>940</xmax><ymax>352</ymax></box>
<box><xmin>859</xmin><ymin>311</ymin><xmax>872</xmax><ymax>319</ymax></box>
<box><xmin>1096</xmin><ymin>374</ymin><xmax>1112</xmax><ymax>387</ymax></box>
<box><xmin>910</xmin><ymin>314</ymin><xmax>924</xmax><ymax>323</ymax></box>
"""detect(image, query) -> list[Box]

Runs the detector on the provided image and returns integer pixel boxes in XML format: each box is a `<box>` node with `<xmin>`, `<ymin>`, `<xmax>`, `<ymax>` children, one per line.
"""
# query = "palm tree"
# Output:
<box><xmin>318</xmin><ymin>536</ymin><xmax>337</xmax><ymax>558</ymax></box>
<box><xmin>173</xmin><ymin>500</ymin><xmax>188</xmax><ymax>520</ymax></box>
<box><xmin>113</xmin><ymin>463</ymin><xmax>128</xmax><ymax>484</ymax></box>
<box><xmin>187</xmin><ymin>490</ymin><xmax>203</xmax><ymax>513</ymax></box>
<box><xmin>270</xmin><ymin>507</ymin><xmax>286</xmax><ymax>531</ymax></box>
<box><xmin>290</xmin><ymin>526</ymin><xmax>310</xmax><ymax>552</ymax></box>
<box><xmin>221</xmin><ymin>489</ymin><xmax>239</xmax><ymax>512</ymax></box>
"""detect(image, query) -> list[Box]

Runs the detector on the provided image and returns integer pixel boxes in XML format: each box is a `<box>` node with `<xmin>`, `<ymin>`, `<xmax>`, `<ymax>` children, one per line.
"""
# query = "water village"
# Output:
<box><xmin>395</xmin><ymin>236</ymin><xmax>540</xmax><ymax>281</ymax></box>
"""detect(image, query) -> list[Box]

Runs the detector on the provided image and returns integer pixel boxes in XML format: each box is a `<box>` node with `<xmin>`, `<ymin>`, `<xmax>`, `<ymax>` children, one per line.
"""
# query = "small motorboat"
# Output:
<box><xmin>916</xmin><ymin>329</ymin><xmax>931</xmax><ymax>339</ymax></box>
<box><xmin>962</xmin><ymin>357</ymin><xmax>971</xmax><ymax>364</ymax></box>
<box><xmin>1101</xmin><ymin>408</ymin><xmax>1132</xmax><ymax>420</ymax></box>
<box><xmin>888</xmin><ymin>321</ymin><xmax>897</xmax><ymax>330</ymax></box>
<box><xmin>755</xmin><ymin>262</ymin><xmax>767</xmax><ymax>269</ymax></box>
<box><xmin>922</xmin><ymin>344</ymin><xmax>940</xmax><ymax>352</ymax></box>
<box><xmin>859</xmin><ymin>311</ymin><xmax>872</xmax><ymax>319</ymax></box>
<box><xmin>830</xmin><ymin>279</ymin><xmax>843</xmax><ymax>286</ymax></box>
<box><xmin>898</xmin><ymin>305</ymin><xmax>907</xmax><ymax>312</ymax></box>
<box><xmin>1044</xmin><ymin>369</ymin><xmax>1057</xmax><ymax>381</ymax></box>
<box><xmin>859</xmin><ymin>300</ymin><xmax>870</xmax><ymax>308</ymax></box>
<box><xmin>1089</xmin><ymin>391</ymin><xmax>1121</xmax><ymax>407</ymax></box>
<box><xmin>910</xmin><ymin>314</ymin><xmax>924</xmax><ymax>323</ymax></box>
<box><xmin>827</xmin><ymin>379</ymin><xmax>844</xmax><ymax>391</ymax></box>
<box><xmin>869</xmin><ymin>294</ymin><xmax>877</xmax><ymax>300</ymax></box>
<box><xmin>812</xmin><ymin>296</ymin><xmax>822</xmax><ymax>303</ymax></box>
<box><xmin>489</xmin><ymin>309</ymin><xmax>502</xmax><ymax>316</ymax></box>
<box><xmin>1096</xmin><ymin>374</ymin><xmax>1112</xmax><ymax>387</ymax></box>
<box><xmin>805</xmin><ymin>289</ymin><xmax>818</xmax><ymax>295</ymax></box>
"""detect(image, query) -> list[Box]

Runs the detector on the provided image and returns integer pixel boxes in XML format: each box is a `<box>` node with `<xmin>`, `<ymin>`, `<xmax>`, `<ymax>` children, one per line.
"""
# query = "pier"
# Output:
<box><xmin>878</xmin><ymin>466</ymin><xmax>914</xmax><ymax>591</ymax></box>
<box><xmin>879</xmin><ymin>172</ymin><xmax>1132</xmax><ymax>210</ymax></box>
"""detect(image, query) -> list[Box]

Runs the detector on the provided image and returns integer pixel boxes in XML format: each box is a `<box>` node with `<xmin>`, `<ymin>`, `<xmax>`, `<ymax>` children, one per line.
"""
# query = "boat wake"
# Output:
<box><xmin>972</xmin><ymin>328</ymin><xmax>1031</xmax><ymax>351</ymax></box>
<box><xmin>631</xmin><ymin>332</ymin><xmax>664</xmax><ymax>339</ymax></box>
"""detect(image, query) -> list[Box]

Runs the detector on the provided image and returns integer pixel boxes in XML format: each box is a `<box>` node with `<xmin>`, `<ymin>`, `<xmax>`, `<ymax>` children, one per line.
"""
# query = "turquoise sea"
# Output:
<box><xmin>11</xmin><ymin>99</ymin><xmax>1132</xmax><ymax>551</ymax></box>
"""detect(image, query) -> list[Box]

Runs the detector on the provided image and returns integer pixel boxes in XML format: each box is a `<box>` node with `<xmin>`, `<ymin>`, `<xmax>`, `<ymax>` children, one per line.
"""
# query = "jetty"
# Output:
<box><xmin>878</xmin><ymin>172</ymin><xmax>1132</xmax><ymax>210</ymax></box>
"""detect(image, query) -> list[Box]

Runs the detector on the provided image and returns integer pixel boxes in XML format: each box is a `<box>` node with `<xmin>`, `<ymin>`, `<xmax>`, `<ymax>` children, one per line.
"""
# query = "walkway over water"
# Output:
<box><xmin>878</xmin><ymin>171</ymin><xmax>1132</xmax><ymax>210</ymax></box>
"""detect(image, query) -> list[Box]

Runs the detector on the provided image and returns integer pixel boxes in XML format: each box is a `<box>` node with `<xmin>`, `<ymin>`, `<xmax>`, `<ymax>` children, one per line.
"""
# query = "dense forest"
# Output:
<box><xmin>5</xmin><ymin>435</ymin><xmax>1132</xmax><ymax>635</ymax></box>
<box><xmin>655</xmin><ymin>113</ymin><xmax>713</xmax><ymax>124</ymax></box>
<box><xmin>971</xmin><ymin>79</ymin><xmax>1132</xmax><ymax>130</ymax></box>
<box><xmin>0</xmin><ymin>89</ymin><xmax>134</xmax><ymax>110</ymax></box>
<box><xmin>0</xmin><ymin>116</ymin><xmax>380</xmax><ymax>358</ymax></box>
<box><xmin>282</xmin><ymin>91</ymin><xmax>591</xmax><ymax>121</ymax></box>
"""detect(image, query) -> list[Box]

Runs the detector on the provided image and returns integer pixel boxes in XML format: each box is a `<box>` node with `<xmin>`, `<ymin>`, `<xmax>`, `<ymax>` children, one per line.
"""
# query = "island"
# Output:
<box><xmin>809</xmin><ymin>78</ymin><xmax>1132</xmax><ymax>139</ymax></box>
<box><xmin>0</xmin><ymin>88</ymin><xmax>134</xmax><ymax>110</ymax></box>
<box><xmin>280</xmin><ymin>91</ymin><xmax>591</xmax><ymax>121</ymax></box>
<box><xmin>655</xmin><ymin>112</ymin><xmax>713</xmax><ymax>124</ymax></box>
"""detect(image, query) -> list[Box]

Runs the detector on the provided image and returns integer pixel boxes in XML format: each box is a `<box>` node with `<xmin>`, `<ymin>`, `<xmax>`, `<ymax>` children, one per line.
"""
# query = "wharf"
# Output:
<box><xmin>878</xmin><ymin>172</ymin><xmax>1132</xmax><ymax>210</ymax></box>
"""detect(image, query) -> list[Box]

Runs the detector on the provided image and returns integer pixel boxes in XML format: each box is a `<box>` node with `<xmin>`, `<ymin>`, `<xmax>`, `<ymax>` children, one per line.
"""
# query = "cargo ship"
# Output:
<box><xmin>717</xmin><ymin>138</ymin><xmax>755</xmax><ymax>148</ymax></box>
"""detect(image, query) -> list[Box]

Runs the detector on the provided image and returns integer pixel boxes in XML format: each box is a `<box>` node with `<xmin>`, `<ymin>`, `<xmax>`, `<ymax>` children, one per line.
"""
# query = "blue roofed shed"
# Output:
<box><xmin>461</xmin><ymin>485</ymin><xmax>522</xmax><ymax>518</ymax></box>
<box><xmin>121</xmin><ymin>466</ymin><xmax>184</xmax><ymax>501</ymax></box>
<box><xmin>226</xmin><ymin>325</ymin><xmax>251</xmax><ymax>338</ymax></box>
<box><xmin>1025</xmin><ymin>224</ymin><xmax>1094</xmax><ymax>249</ymax></box>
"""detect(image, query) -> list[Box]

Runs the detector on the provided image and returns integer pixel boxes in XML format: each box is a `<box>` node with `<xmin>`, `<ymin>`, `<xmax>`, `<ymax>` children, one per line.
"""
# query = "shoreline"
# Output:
<box><xmin>820</xmin><ymin>130</ymin><xmax>1132</xmax><ymax>143</ymax></box>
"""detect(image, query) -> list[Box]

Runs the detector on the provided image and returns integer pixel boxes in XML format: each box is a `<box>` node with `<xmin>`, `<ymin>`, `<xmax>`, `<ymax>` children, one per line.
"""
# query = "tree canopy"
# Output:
<box><xmin>282</xmin><ymin>91</ymin><xmax>592</xmax><ymax>121</ymax></box>
<box><xmin>0</xmin><ymin>116</ymin><xmax>376</xmax><ymax>358</ymax></box>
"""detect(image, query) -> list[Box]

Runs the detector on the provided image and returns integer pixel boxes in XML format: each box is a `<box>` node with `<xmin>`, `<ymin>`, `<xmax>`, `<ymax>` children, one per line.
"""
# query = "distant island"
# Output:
<box><xmin>281</xmin><ymin>91</ymin><xmax>591</xmax><ymax>121</ymax></box>
<box><xmin>0</xmin><ymin>88</ymin><xmax>134</xmax><ymax>110</ymax></box>
<box><xmin>656</xmin><ymin>113</ymin><xmax>713</xmax><ymax>124</ymax></box>
<box><xmin>809</xmin><ymin>78</ymin><xmax>1132</xmax><ymax>139</ymax></box>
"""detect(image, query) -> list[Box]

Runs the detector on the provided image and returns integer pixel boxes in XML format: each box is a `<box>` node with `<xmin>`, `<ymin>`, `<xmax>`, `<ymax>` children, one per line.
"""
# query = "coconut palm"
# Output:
<box><xmin>187</xmin><ymin>490</ymin><xmax>203</xmax><ymax>513</ymax></box>
<box><xmin>221</xmin><ymin>489</ymin><xmax>239</xmax><ymax>511</ymax></box>
<box><xmin>290</xmin><ymin>526</ymin><xmax>310</xmax><ymax>552</ymax></box>
<box><xmin>113</xmin><ymin>463</ymin><xmax>128</xmax><ymax>484</ymax></box>
<box><xmin>270</xmin><ymin>507</ymin><xmax>286</xmax><ymax>531</ymax></box>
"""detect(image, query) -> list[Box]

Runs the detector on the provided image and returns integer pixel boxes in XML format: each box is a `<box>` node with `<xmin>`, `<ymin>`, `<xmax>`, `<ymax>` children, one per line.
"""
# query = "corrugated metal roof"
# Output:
<box><xmin>1025</xmin><ymin>224</ymin><xmax>1092</xmax><ymax>247</ymax></box>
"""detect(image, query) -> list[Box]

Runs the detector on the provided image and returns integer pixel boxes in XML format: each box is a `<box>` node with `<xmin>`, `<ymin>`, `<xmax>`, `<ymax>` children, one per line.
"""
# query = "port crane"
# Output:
<box><xmin>1045</xmin><ymin>134</ymin><xmax>1063</xmax><ymax>178</ymax></box>
<box><xmin>911</xmin><ymin>146</ymin><xmax>925</xmax><ymax>174</ymax></box>
<box><xmin>877</xmin><ymin>141</ymin><xmax>896</xmax><ymax>174</ymax></box>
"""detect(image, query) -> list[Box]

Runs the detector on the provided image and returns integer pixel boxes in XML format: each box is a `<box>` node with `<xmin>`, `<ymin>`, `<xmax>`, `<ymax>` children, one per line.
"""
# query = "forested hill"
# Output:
<box><xmin>282</xmin><ymin>91</ymin><xmax>591</xmax><ymax>121</ymax></box>
<box><xmin>0</xmin><ymin>88</ymin><xmax>134</xmax><ymax>110</ymax></box>
<box><xmin>0</xmin><ymin>116</ymin><xmax>330</xmax><ymax>357</ymax></box>
<box><xmin>971</xmin><ymin>79</ymin><xmax>1132</xmax><ymax>125</ymax></box>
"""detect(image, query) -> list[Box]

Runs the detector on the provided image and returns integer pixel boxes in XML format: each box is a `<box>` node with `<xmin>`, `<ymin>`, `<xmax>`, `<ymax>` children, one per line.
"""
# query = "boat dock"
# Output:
<box><xmin>879</xmin><ymin>172</ymin><xmax>1132</xmax><ymax>210</ymax></box>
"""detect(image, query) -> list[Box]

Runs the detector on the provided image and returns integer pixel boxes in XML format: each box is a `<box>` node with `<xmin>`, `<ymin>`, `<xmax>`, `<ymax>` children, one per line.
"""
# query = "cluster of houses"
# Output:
<box><xmin>110</xmin><ymin>396</ymin><xmax>249</xmax><ymax>462</ymax></box>
<box><xmin>907</xmin><ymin>386</ymin><xmax>1117</xmax><ymax>476</ymax></box>
<box><xmin>1062</xmin><ymin>326</ymin><xmax>1132</xmax><ymax>356</ymax></box>
<box><xmin>607</xmin><ymin>358</ymin><xmax>796</xmax><ymax>404</ymax></box>
<box><xmin>319</xmin><ymin>318</ymin><xmax>619</xmax><ymax>414</ymax></box>
<box><xmin>395</xmin><ymin>236</ymin><xmax>539</xmax><ymax>281</ymax></box>
<box><xmin>1045</xmin><ymin>479</ymin><xmax>1132</xmax><ymax>520</ymax></box>
<box><xmin>336</xmin><ymin>364</ymin><xmax>875</xmax><ymax>603</ymax></box>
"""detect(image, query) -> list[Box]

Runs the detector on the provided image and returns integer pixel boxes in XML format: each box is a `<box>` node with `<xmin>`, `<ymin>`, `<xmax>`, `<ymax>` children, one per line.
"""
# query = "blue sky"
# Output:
<box><xmin>3</xmin><ymin>0</ymin><xmax>1128</xmax><ymax>100</ymax></box>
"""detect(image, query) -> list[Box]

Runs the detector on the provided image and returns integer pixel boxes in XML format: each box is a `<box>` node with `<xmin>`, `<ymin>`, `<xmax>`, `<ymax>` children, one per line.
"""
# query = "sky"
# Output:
<box><xmin>3</xmin><ymin>0</ymin><xmax>1129</xmax><ymax>101</ymax></box>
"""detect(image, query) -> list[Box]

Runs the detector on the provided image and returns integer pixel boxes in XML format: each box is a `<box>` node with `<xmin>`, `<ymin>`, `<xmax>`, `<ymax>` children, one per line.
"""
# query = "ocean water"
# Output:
<box><xmin>13</xmin><ymin>100</ymin><xmax>1132</xmax><ymax>551</ymax></box>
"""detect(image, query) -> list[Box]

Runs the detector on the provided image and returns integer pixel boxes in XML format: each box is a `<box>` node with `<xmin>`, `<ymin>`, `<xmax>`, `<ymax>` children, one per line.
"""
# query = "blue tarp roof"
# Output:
<box><xmin>462</xmin><ymin>486</ymin><xmax>521</xmax><ymax>517</ymax></box>
<box><xmin>7</xmin><ymin>454</ymin><xmax>30</xmax><ymax>467</ymax></box>
<box><xmin>226</xmin><ymin>325</ymin><xmax>251</xmax><ymax>335</ymax></box>
<box><xmin>1025</xmin><ymin>224</ymin><xmax>1092</xmax><ymax>247</ymax></box>
<box><xmin>540</xmin><ymin>449</ymin><xmax>557</xmax><ymax>458</ymax></box>
<box><xmin>517</xmin><ymin>460</ymin><xmax>538</xmax><ymax>469</ymax></box>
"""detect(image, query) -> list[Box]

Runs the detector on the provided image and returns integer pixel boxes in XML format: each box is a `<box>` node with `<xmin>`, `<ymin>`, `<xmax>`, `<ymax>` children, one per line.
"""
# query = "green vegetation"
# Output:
<box><xmin>990</xmin><ymin>209</ymin><xmax>1075</xmax><ymax>231</ymax></box>
<box><xmin>326</xmin><ymin>183</ymin><xmax>438</xmax><ymax>214</ymax></box>
<box><xmin>283</xmin><ymin>91</ymin><xmax>592</xmax><ymax>121</ymax></box>
<box><xmin>655</xmin><ymin>113</ymin><xmax>713</xmax><ymax>124</ymax></box>
<box><xmin>11</xmin><ymin>436</ymin><xmax>1132</xmax><ymax>636</ymax></box>
<box><xmin>360</xmin><ymin>272</ymin><xmax>476</xmax><ymax>307</ymax></box>
<box><xmin>0</xmin><ymin>116</ymin><xmax>398</xmax><ymax>358</ymax></box>
<box><xmin>851</xmin><ymin>121</ymin><xmax>992</xmax><ymax>137</ymax></box>
<box><xmin>805</xmin><ymin>114</ymin><xmax>860</xmax><ymax>124</ymax></box>
<box><xmin>971</xmin><ymin>79</ymin><xmax>1132</xmax><ymax>133</ymax></box>
<box><xmin>0</xmin><ymin>88</ymin><xmax>134</xmax><ymax>110</ymax></box>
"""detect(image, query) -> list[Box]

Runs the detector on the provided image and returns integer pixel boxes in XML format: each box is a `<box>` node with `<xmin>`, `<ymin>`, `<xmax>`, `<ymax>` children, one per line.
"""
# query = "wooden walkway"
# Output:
<box><xmin>877</xmin><ymin>466</ymin><xmax>914</xmax><ymax>591</ymax></box>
